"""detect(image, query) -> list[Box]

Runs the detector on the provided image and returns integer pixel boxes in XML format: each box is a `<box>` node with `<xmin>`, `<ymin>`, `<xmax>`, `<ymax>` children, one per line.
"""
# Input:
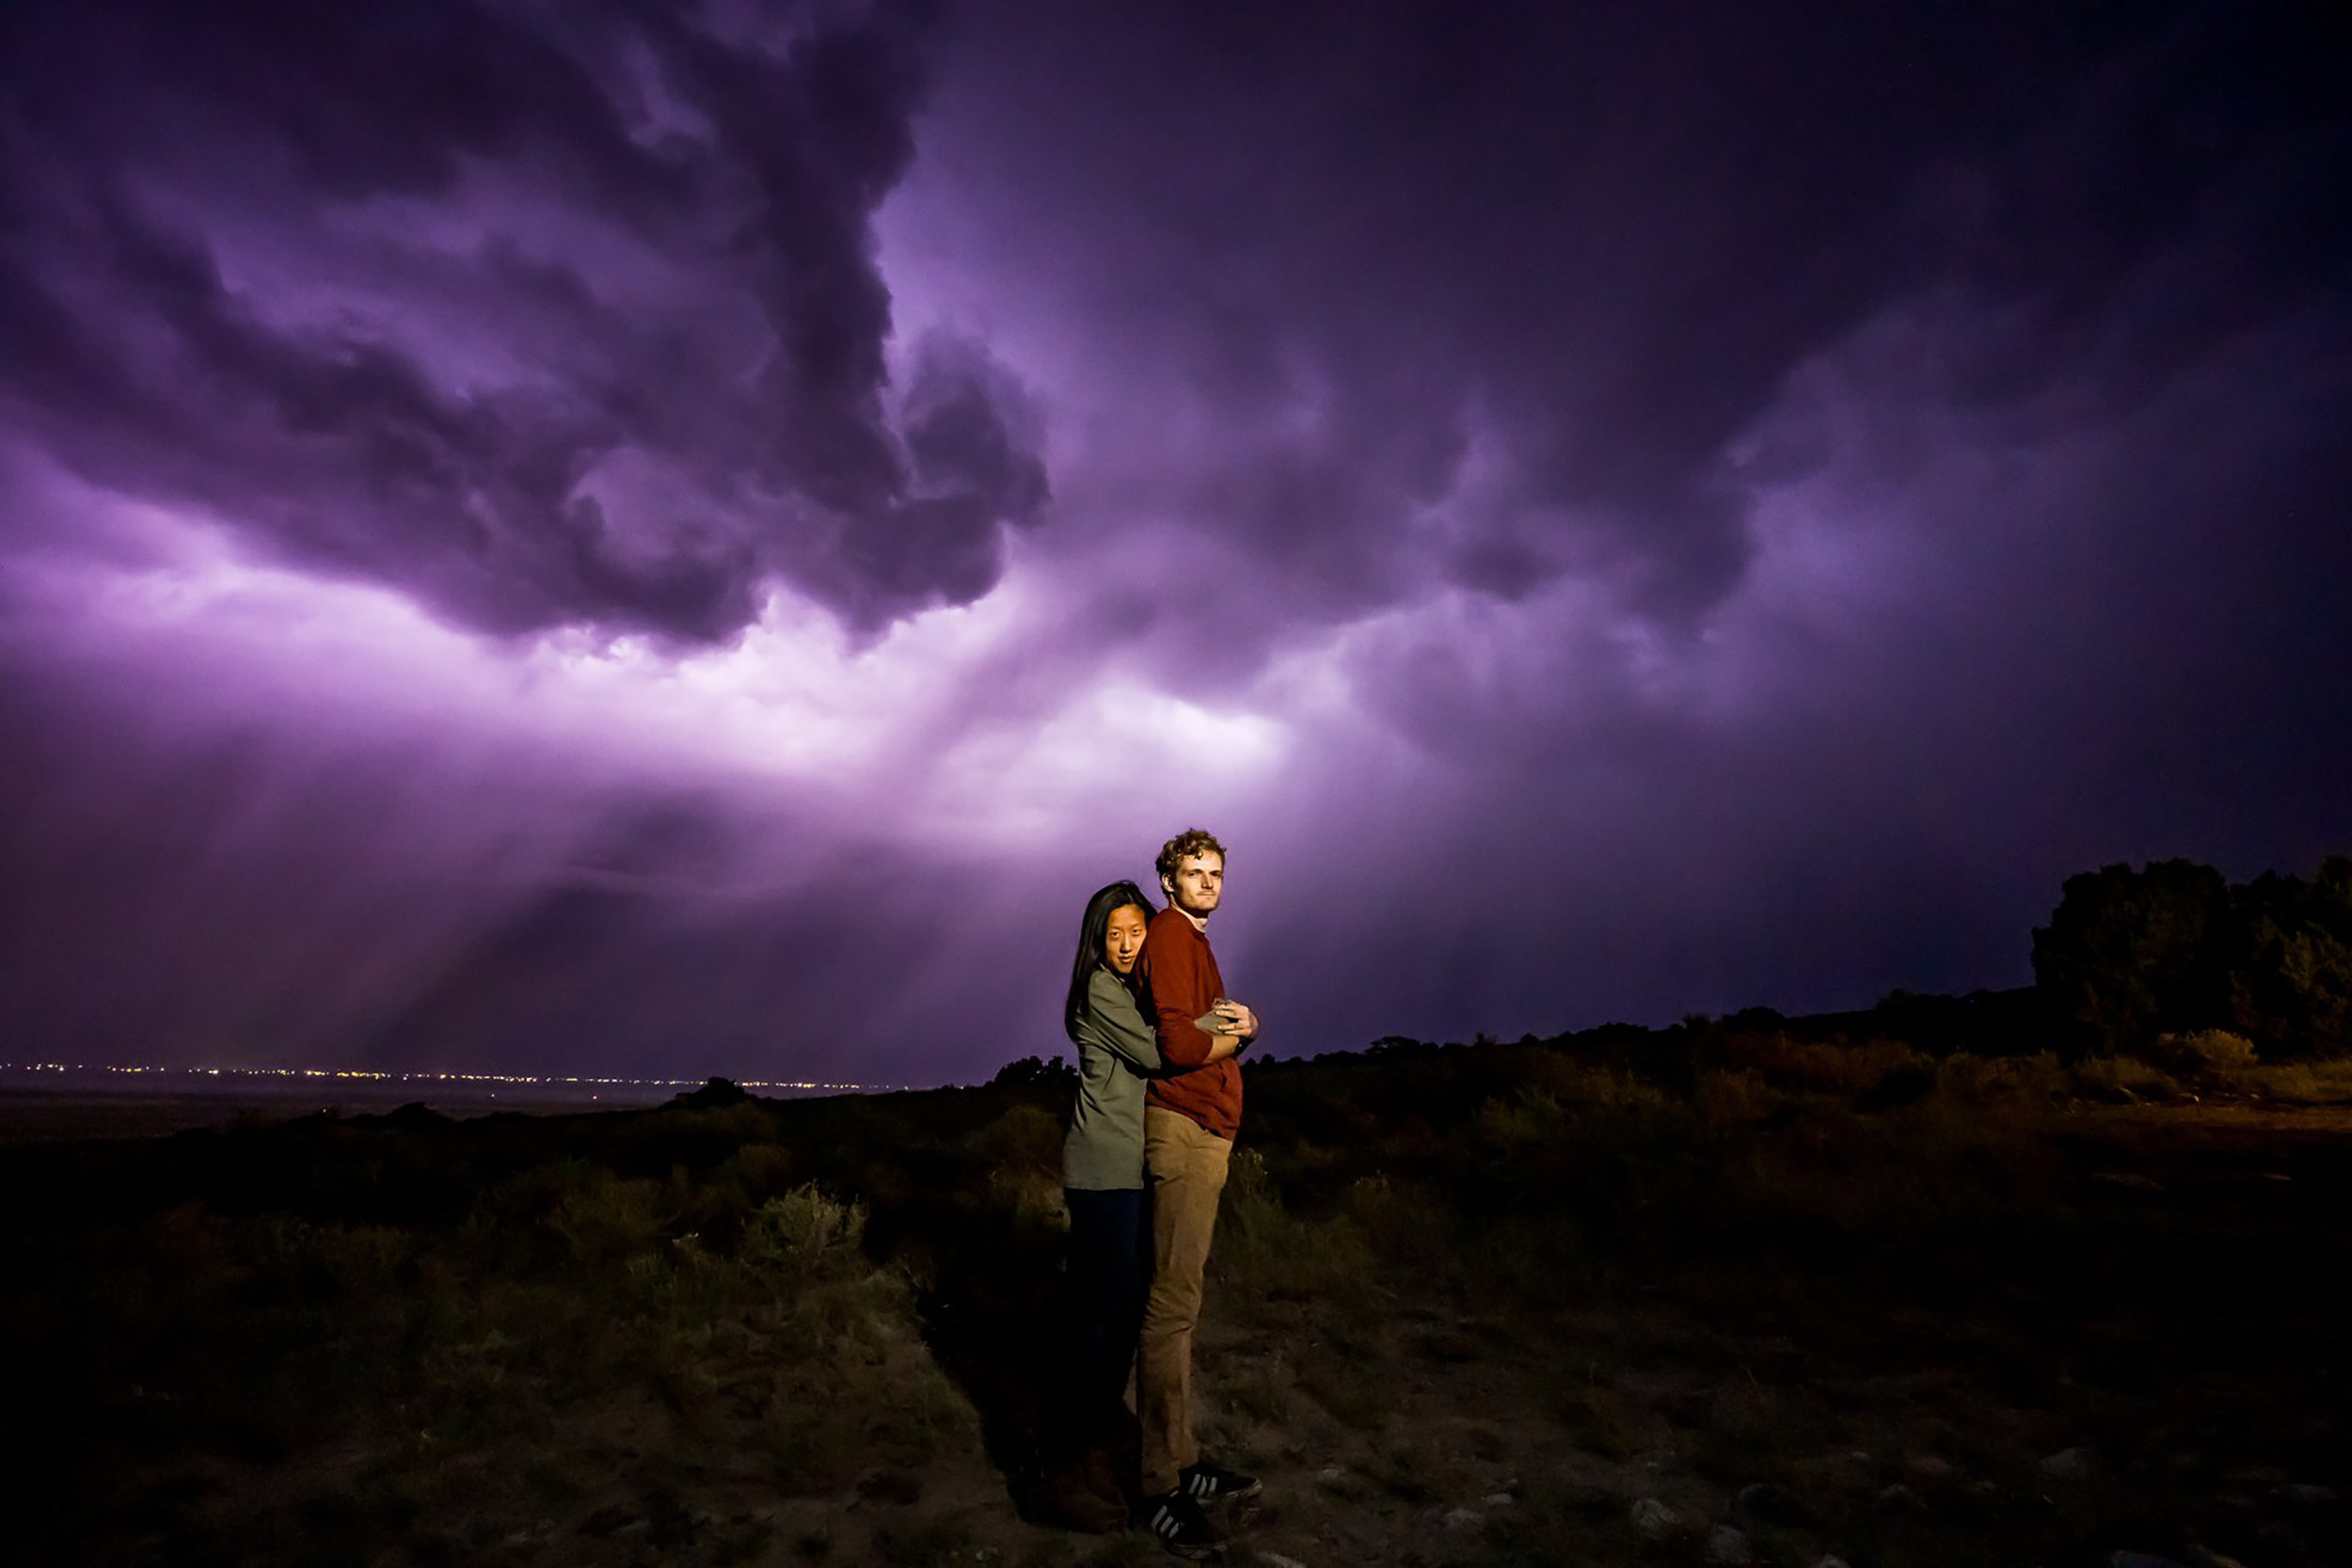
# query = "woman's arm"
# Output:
<box><xmin>1078</xmin><ymin>969</ymin><xmax>1166</xmax><ymax>1076</ymax></box>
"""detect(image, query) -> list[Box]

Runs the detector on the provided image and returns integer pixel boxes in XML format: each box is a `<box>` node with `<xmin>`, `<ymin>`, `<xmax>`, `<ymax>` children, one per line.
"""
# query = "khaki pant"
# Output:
<box><xmin>1138</xmin><ymin>1106</ymin><xmax>1232</xmax><ymax>1495</ymax></box>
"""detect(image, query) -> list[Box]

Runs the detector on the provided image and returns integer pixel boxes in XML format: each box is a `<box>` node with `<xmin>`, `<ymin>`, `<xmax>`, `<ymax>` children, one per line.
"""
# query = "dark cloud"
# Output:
<box><xmin>0</xmin><ymin>0</ymin><xmax>1045</xmax><ymax>641</ymax></box>
<box><xmin>2</xmin><ymin>2</ymin><xmax>2348</xmax><ymax>1085</ymax></box>
<box><xmin>804</xmin><ymin>331</ymin><xmax>1051</xmax><ymax>624</ymax></box>
<box><xmin>914</xmin><ymin>1</ymin><xmax>2349</xmax><ymax>635</ymax></box>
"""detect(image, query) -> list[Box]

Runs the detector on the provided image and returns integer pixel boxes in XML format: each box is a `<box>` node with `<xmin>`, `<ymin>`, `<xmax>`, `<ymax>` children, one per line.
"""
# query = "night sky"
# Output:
<box><xmin>4</xmin><ymin>2</ymin><xmax>2347</xmax><ymax>1086</ymax></box>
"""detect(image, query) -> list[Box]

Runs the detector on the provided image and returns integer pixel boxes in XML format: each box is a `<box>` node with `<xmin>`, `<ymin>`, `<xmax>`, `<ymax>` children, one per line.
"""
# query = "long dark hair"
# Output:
<box><xmin>1064</xmin><ymin>880</ymin><xmax>1155</xmax><ymax>1037</ymax></box>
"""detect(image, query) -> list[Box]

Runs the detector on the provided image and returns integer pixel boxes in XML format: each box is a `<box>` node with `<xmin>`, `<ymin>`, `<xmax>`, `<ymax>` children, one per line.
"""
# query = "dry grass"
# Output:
<box><xmin>6</xmin><ymin>1038</ymin><xmax>2349</xmax><ymax>1566</ymax></box>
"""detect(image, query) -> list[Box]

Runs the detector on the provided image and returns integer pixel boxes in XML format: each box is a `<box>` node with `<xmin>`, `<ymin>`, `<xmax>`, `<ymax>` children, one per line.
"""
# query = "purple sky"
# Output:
<box><xmin>3</xmin><ymin>2</ymin><xmax>2348</xmax><ymax>1085</ymax></box>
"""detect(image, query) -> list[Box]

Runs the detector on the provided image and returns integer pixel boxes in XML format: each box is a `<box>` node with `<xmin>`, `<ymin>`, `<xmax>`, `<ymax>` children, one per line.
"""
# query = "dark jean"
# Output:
<box><xmin>1051</xmin><ymin>1184</ymin><xmax>1152</xmax><ymax>1457</ymax></box>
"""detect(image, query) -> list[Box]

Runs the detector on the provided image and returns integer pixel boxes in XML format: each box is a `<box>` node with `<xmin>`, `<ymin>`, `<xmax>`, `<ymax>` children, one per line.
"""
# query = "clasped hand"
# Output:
<box><xmin>1208</xmin><ymin>998</ymin><xmax>1259</xmax><ymax>1039</ymax></box>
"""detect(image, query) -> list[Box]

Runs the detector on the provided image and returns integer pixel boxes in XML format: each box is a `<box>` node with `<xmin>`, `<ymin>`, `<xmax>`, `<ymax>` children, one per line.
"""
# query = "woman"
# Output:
<box><xmin>1047</xmin><ymin>880</ymin><xmax>1236</xmax><ymax>1527</ymax></box>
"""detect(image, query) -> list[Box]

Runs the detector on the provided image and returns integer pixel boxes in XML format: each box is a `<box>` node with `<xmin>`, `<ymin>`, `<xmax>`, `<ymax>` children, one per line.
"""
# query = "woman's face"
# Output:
<box><xmin>1103</xmin><ymin>904</ymin><xmax>1150</xmax><ymax>975</ymax></box>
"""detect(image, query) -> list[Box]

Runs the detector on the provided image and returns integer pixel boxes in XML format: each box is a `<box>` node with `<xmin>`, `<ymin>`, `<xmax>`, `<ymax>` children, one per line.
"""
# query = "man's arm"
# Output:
<box><xmin>1136</xmin><ymin>927</ymin><xmax>1219</xmax><ymax>1069</ymax></box>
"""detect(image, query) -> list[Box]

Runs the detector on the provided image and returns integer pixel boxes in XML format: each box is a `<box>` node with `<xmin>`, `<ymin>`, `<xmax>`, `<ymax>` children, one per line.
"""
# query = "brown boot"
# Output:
<box><xmin>1081</xmin><ymin>1437</ymin><xmax>1137</xmax><ymax>1518</ymax></box>
<box><xmin>1101</xmin><ymin>1404</ymin><xmax>1145</xmax><ymax>1510</ymax></box>
<box><xmin>1032</xmin><ymin>1455</ymin><xmax>1128</xmax><ymax>1534</ymax></box>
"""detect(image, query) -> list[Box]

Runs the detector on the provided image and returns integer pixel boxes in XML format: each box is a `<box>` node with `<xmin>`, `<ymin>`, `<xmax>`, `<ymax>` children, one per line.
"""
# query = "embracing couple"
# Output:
<box><xmin>1049</xmin><ymin>827</ymin><xmax>1261</xmax><ymax>1556</ymax></box>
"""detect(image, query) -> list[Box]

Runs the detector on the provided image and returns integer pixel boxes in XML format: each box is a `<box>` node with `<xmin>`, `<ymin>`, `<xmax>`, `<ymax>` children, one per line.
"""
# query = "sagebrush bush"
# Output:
<box><xmin>2070</xmin><ymin>1054</ymin><xmax>2185</xmax><ymax>1102</ymax></box>
<box><xmin>545</xmin><ymin>1168</ymin><xmax>666</xmax><ymax>1263</ymax></box>
<box><xmin>2236</xmin><ymin>1059</ymin><xmax>2352</xmax><ymax>1103</ymax></box>
<box><xmin>986</xmin><ymin>1163</ymin><xmax>1069</xmax><ymax>1236</ymax></box>
<box><xmin>1696</xmin><ymin>1068</ymin><xmax>1787</xmax><ymax>1129</ymax></box>
<box><xmin>1935</xmin><ymin>1051</ymin><xmax>2070</xmax><ymax>1102</ymax></box>
<box><xmin>2146</xmin><ymin>1029</ymin><xmax>2259</xmax><ymax>1076</ymax></box>
<box><xmin>1212</xmin><ymin>1147</ymin><xmax>1379</xmax><ymax>1314</ymax></box>
<box><xmin>1719</xmin><ymin>1033</ymin><xmax>1932</xmax><ymax>1096</ymax></box>
<box><xmin>1340</xmin><ymin>1172</ymin><xmax>1454</xmax><ymax>1260</ymax></box>
<box><xmin>1470</xmin><ymin>1082</ymin><xmax>1691</xmax><ymax>1230</ymax></box>
<box><xmin>1518</xmin><ymin>1053</ymin><xmax>1675</xmax><ymax>1111</ymax></box>
<box><xmin>713</xmin><ymin>1139</ymin><xmax>796</xmax><ymax>1200</ymax></box>
<box><xmin>960</xmin><ymin>1101</ymin><xmax>1064</xmax><ymax>1176</ymax></box>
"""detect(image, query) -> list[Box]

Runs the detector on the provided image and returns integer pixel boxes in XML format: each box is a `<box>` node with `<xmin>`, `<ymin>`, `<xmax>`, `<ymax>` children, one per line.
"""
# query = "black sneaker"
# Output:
<box><xmin>1181</xmin><ymin>1459</ymin><xmax>1262</xmax><ymax>1504</ymax></box>
<box><xmin>1138</xmin><ymin>1489</ymin><xmax>1221</xmax><ymax>1557</ymax></box>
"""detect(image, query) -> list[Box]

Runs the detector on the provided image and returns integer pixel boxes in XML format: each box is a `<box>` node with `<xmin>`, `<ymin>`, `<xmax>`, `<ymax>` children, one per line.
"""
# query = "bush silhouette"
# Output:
<box><xmin>2032</xmin><ymin>853</ymin><xmax>2352</xmax><ymax>1058</ymax></box>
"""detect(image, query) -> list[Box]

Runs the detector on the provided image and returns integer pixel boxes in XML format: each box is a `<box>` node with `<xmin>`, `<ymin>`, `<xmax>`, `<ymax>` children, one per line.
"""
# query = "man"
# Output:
<box><xmin>1132</xmin><ymin>827</ymin><xmax>1262</xmax><ymax>1555</ymax></box>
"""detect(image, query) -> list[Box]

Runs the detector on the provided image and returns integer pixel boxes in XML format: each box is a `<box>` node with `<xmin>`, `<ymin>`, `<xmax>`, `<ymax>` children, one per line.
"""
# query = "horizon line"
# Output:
<box><xmin>0</xmin><ymin>1062</ymin><xmax>906</xmax><ymax>1093</ymax></box>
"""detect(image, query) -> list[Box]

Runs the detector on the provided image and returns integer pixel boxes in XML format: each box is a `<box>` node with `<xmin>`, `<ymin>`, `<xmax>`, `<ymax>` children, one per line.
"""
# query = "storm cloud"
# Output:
<box><xmin>0</xmin><ymin>0</ymin><xmax>1047</xmax><ymax>641</ymax></box>
<box><xmin>2</xmin><ymin>1</ymin><xmax>2347</xmax><ymax>1082</ymax></box>
<box><xmin>898</xmin><ymin>3</ymin><xmax>2347</xmax><ymax>639</ymax></box>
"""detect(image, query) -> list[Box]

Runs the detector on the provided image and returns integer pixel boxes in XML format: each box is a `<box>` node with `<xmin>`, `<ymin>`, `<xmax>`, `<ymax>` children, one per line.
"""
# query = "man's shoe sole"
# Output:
<box><xmin>1141</xmin><ymin>1498</ymin><xmax>1221</xmax><ymax>1557</ymax></box>
<box><xmin>1184</xmin><ymin>1474</ymin><xmax>1262</xmax><ymax>1504</ymax></box>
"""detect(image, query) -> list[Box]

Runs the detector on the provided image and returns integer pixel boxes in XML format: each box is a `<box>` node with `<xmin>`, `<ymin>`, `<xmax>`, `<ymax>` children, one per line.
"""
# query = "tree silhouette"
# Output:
<box><xmin>2227</xmin><ymin>856</ymin><xmax>2352</xmax><ymax>1058</ymax></box>
<box><xmin>987</xmin><ymin>1055</ymin><xmax>1076</xmax><ymax>1090</ymax></box>
<box><xmin>2032</xmin><ymin>860</ymin><xmax>2232</xmax><ymax>1053</ymax></box>
<box><xmin>2032</xmin><ymin>855</ymin><xmax>2352</xmax><ymax>1058</ymax></box>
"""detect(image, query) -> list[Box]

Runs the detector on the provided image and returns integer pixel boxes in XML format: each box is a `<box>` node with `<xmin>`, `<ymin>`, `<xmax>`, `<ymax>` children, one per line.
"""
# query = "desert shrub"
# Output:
<box><xmin>1251</xmin><ymin>1134</ymin><xmax>1356</xmax><ymax>1208</ymax></box>
<box><xmin>1212</xmin><ymin>1148</ymin><xmax>1378</xmax><ymax>1313</ymax></box>
<box><xmin>1696</xmin><ymin>1068</ymin><xmax>1788</xmax><ymax>1130</ymax></box>
<box><xmin>2069</xmin><ymin>1054</ymin><xmax>2185</xmax><ymax>1103</ymax></box>
<box><xmin>478</xmin><ymin>1156</ymin><xmax>597</xmax><ymax>1226</ymax></box>
<box><xmin>986</xmin><ymin>1162</ymin><xmax>1070</xmax><ymax>1236</ymax></box>
<box><xmin>1339</xmin><ymin>1172</ymin><xmax>1454</xmax><ymax>1261</ymax></box>
<box><xmin>1518</xmin><ymin>1053</ymin><xmax>1675</xmax><ymax>1111</ymax></box>
<box><xmin>1935</xmin><ymin>1051</ymin><xmax>2070</xmax><ymax>1102</ymax></box>
<box><xmin>12</xmin><ymin>1132</ymin><xmax>996</xmax><ymax>1562</ymax></box>
<box><xmin>1454</xmin><ymin>1208</ymin><xmax>1596</xmax><ymax>1304</ymax></box>
<box><xmin>955</xmin><ymin>1101</ymin><xmax>1072</xmax><ymax>1239</ymax></box>
<box><xmin>959</xmin><ymin>1100</ymin><xmax>1064</xmax><ymax>1176</ymax></box>
<box><xmin>1719</xmin><ymin>1034</ymin><xmax>1933</xmax><ymax>1096</ymax></box>
<box><xmin>1687</xmin><ymin>1088</ymin><xmax>2074</xmax><ymax>1271</ymax></box>
<box><xmin>1477</xmin><ymin>1085</ymin><xmax>1568</xmax><ymax>1149</ymax></box>
<box><xmin>545</xmin><ymin>1168</ymin><xmax>667</xmax><ymax>1263</ymax></box>
<box><xmin>726</xmin><ymin>1189</ymin><xmax>976</xmax><ymax>1490</ymax></box>
<box><xmin>310</xmin><ymin>1223</ymin><xmax>415</xmax><ymax>1295</ymax></box>
<box><xmin>651</xmin><ymin>1098</ymin><xmax>782</xmax><ymax>1149</ymax></box>
<box><xmin>138</xmin><ymin>1198</ymin><xmax>245</xmax><ymax>1281</ymax></box>
<box><xmin>2144</xmin><ymin>1028</ymin><xmax>2259</xmax><ymax>1076</ymax></box>
<box><xmin>727</xmin><ymin>1140</ymin><xmax>798</xmax><ymax>1196</ymax></box>
<box><xmin>2234</xmin><ymin>1058</ymin><xmax>2352</xmax><ymax>1103</ymax></box>
<box><xmin>738</xmin><ymin>1182</ymin><xmax>866</xmax><ymax>1271</ymax></box>
<box><xmin>1476</xmin><ymin>1079</ymin><xmax>1681</xmax><ymax>1160</ymax></box>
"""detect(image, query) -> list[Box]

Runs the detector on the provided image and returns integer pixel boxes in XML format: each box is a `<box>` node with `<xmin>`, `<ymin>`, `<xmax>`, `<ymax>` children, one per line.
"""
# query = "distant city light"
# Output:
<box><xmin>0</xmin><ymin>1061</ymin><xmax>898</xmax><ymax>1092</ymax></box>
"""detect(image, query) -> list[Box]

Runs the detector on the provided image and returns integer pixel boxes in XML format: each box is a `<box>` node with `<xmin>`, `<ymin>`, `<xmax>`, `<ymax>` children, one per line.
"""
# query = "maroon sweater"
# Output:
<box><xmin>1136</xmin><ymin>906</ymin><xmax>1243</xmax><ymax>1139</ymax></box>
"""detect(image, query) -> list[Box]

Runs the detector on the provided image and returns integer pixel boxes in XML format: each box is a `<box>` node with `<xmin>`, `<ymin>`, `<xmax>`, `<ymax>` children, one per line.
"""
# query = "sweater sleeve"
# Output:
<box><xmin>1137</xmin><ymin>922</ymin><xmax>1218</xmax><ymax>1069</ymax></box>
<box><xmin>1078</xmin><ymin>968</ymin><xmax>1164</xmax><ymax>1076</ymax></box>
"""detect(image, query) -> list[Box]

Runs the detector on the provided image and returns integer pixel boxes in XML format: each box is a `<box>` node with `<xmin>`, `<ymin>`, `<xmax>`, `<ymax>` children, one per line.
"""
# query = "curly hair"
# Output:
<box><xmin>1155</xmin><ymin>827</ymin><xmax>1228</xmax><ymax>886</ymax></box>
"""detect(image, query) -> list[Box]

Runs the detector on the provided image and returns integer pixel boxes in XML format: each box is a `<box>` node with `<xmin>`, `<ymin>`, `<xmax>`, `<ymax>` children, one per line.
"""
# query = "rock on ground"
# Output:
<box><xmin>2041</xmin><ymin>1447</ymin><xmax>2094</xmax><ymax>1481</ymax></box>
<box><xmin>1629</xmin><ymin>1497</ymin><xmax>1681</xmax><ymax>1539</ymax></box>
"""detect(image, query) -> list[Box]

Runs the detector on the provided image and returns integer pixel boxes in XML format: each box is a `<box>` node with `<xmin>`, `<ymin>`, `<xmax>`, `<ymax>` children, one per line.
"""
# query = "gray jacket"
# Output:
<box><xmin>1063</xmin><ymin>966</ymin><xmax>1163</xmax><ymax>1190</ymax></box>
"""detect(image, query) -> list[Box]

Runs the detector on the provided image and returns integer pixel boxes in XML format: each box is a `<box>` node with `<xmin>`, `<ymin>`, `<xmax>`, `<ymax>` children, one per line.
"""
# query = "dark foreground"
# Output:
<box><xmin>5</xmin><ymin>1035</ymin><xmax>2348</xmax><ymax>1568</ymax></box>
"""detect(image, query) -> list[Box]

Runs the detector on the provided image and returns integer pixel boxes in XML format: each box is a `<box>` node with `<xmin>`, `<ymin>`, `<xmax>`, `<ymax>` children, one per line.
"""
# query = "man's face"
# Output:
<box><xmin>1163</xmin><ymin>851</ymin><xmax>1224</xmax><ymax>917</ymax></box>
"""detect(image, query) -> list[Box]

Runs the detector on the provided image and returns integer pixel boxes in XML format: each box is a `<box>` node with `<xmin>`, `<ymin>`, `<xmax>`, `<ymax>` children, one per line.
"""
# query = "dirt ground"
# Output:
<box><xmin>7</xmin><ymin>1077</ymin><xmax>2346</xmax><ymax>1567</ymax></box>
